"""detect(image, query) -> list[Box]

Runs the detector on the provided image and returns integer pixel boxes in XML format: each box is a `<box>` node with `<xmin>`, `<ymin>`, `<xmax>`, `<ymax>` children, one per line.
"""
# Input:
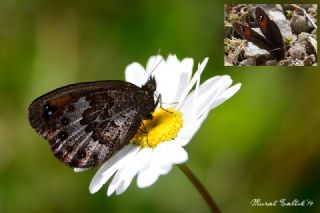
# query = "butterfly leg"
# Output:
<box><xmin>139</xmin><ymin>121</ymin><xmax>150</xmax><ymax>146</ymax></box>
<box><xmin>156</xmin><ymin>94</ymin><xmax>173</xmax><ymax>114</ymax></box>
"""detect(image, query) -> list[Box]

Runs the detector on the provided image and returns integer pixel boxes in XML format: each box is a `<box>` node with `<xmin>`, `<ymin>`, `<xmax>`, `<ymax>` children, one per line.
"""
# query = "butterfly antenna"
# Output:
<box><xmin>148</xmin><ymin>49</ymin><xmax>164</xmax><ymax>78</ymax></box>
<box><xmin>270</xmin><ymin>46</ymin><xmax>283</xmax><ymax>52</ymax></box>
<box><xmin>150</xmin><ymin>58</ymin><xmax>164</xmax><ymax>76</ymax></box>
<box><xmin>148</xmin><ymin>49</ymin><xmax>160</xmax><ymax>73</ymax></box>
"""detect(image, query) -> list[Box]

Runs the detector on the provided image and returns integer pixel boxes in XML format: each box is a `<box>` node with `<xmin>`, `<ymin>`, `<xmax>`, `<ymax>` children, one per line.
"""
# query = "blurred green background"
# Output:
<box><xmin>0</xmin><ymin>0</ymin><xmax>319</xmax><ymax>213</ymax></box>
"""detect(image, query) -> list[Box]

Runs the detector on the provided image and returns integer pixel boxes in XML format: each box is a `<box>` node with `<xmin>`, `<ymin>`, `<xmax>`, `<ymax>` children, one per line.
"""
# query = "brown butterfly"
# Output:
<box><xmin>28</xmin><ymin>77</ymin><xmax>158</xmax><ymax>168</ymax></box>
<box><xmin>233</xmin><ymin>7</ymin><xmax>285</xmax><ymax>60</ymax></box>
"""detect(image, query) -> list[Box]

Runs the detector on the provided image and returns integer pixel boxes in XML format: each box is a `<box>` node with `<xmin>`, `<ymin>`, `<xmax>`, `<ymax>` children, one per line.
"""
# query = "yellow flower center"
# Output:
<box><xmin>131</xmin><ymin>108</ymin><xmax>183</xmax><ymax>148</ymax></box>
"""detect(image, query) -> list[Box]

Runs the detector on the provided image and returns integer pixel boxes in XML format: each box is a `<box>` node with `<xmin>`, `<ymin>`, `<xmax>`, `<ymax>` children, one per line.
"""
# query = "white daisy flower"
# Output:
<box><xmin>83</xmin><ymin>54</ymin><xmax>241</xmax><ymax>196</ymax></box>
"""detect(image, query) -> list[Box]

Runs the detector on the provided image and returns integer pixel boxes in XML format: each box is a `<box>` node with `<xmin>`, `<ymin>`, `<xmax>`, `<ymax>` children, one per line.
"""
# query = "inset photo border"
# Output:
<box><xmin>224</xmin><ymin>4</ymin><xmax>318</xmax><ymax>66</ymax></box>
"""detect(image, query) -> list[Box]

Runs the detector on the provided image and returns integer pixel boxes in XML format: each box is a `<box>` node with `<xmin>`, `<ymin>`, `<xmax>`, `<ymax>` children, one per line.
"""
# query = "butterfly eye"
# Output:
<box><xmin>43</xmin><ymin>104</ymin><xmax>57</xmax><ymax>120</ymax></box>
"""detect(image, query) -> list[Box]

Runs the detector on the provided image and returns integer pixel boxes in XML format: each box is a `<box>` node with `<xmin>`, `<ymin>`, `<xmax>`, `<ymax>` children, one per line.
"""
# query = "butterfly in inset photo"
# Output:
<box><xmin>232</xmin><ymin>7</ymin><xmax>285</xmax><ymax>60</ymax></box>
<box><xmin>224</xmin><ymin>4</ymin><xmax>317</xmax><ymax>66</ymax></box>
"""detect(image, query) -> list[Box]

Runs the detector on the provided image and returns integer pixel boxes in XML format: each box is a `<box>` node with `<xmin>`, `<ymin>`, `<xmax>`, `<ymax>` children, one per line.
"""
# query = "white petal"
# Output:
<box><xmin>125</xmin><ymin>62</ymin><xmax>148</xmax><ymax>86</ymax></box>
<box><xmin>181</xmin><ymin>75</ymin><xmax>239</xmax><ymax>118</ymax></box>
<box><xmin>137</xmin><ymin>150</ymin><xmax>162</xmax><ymax>188</ymax></box>
<box><xmin>166</xmin><ymin>54</ymin><xmax>180</xmax><ymax>65</ymax></box>
<box><xmin>155</xmin><ymin>142</ymin><xmax>188</xmax><ymax>165</ymax></box>
<box><xmin>137</xmin><ymin>157</ymin><xmax>167</xmax><ymax>188</ymax></box>
<box><xmin>195</xmin><ymin>76</ymin><xmax>232</xmax><ymax>116</ymax></box>
<box><xmin>137</xmin><ymin>142</ymin><xmax>188</xmax><ymax>188</ymax></box>
<box><xmin>179</xmin><ymin>98</ymin><xmax>198</xmax><ymax>135</ymax></box>
<box><xmin>173</xmin><ymin>72</ymin><xmax>191</xmax><ymax>103</ymax></box>
<box><xmin>155</xmin><ymin>71</ymin><xmax>190</xmax><ymax>105</ymax></box>
<box><xmin>198</xmin><ymin>82</ymin><xmax>241</xmax><ymax>117</ymax></box>
<box><xmin>209</xmin><ymin>83</ymin><xmax>242</xmax><ymax>109</ymax></box>
<box><xmin>169</xmin><ymin>58</ymin><xmax>194</xmax><ymax>105</ymax></box>
<box><xmin>89</xmin><ymin>144</ymin><xmax>139</xmax><ymax>194</ymax></box>
<box><xmin>137</xmin><ymin>165</ymin><xmax>161</xmax><ymax>188</ymax></box>
<box><xmin>180</xmin><ymin>58</ymin><xmax>193</xmax><ymax>82</ymax></box>
<box><xmin>176</xmin><ymin>66</ymin><xmax>202</xmax><ymax>127</ymax></box>
<box><xmin>153</xmin><ymin>57</ymin><xmax>193</xmax><ymax>104</ymax></box>
<box><xmin>181</xmin><ymin>76</ymin><xmax>225</xmax><ymax>111</ymax></box>
<box><xmin>177</xmin><ymin>58</ymin><xmax>208</xmax><ymax>109</ymax></box>
<box><xmin>74</xmin><ymin>167</ymin><xmax>91</xmax><ymax>173</ymax></box>
<box><xmin>177</xmin><ymin>112</ymin><xmax>208</xmax><ymax>146</ymax></box>
<box><xmin>107</xmin><ymin>148</ymin><xmax>152</xmax><ymax>196</ymax></box>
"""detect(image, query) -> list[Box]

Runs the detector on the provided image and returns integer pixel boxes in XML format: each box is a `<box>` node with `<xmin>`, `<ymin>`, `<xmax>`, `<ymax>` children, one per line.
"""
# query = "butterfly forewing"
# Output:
<box><xmin>28</xmin><ymin>79</ymin><xmax>156</xmax><ymax>168</ymax></box>
<box><xmin>255</xmin><ymin>7</ymin><xmax>284</xmax><ymax>49</ymax></box>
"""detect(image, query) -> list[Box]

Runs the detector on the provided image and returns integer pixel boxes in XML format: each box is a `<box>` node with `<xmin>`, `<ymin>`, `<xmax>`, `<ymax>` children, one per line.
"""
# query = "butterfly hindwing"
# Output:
<box><xmin>28</xmin><ymin>80</ymin><xmax>156</xmax><ymax>168</ymax></box>
<box><xmin>233</xmin><ymin>23</ymin><xmax>274</xmax><ymax>51</ymax></box>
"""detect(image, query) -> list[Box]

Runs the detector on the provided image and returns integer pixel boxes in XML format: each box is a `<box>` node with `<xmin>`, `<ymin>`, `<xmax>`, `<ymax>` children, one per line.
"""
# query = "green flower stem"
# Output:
<box><xmin>178</xmin><ymin>164</ymin><xmax>221</xmax><ymax>213</ymax></box>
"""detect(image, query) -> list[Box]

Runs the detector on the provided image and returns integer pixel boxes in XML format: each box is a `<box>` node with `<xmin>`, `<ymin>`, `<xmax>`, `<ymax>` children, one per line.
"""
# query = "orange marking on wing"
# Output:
<box><xmin>49</xmin><ymin>95</ymin><xmax>72</xmax><ymax>107</ymax></box>
<box><xmin>260</xmin><ymin>15</ymin><xmax>267</xmax><ymax>32</ymax></box>
<box><xmin>242</xmin><ymin>28</ymin><xmax>252</xmax><ymax>37</ymax></box>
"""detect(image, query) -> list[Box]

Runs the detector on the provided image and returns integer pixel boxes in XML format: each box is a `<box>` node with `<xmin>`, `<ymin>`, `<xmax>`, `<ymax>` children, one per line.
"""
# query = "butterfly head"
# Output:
<box><xmin>141</xmin><ymin>76</ymin><xmax>157</xmax><ymax>95</ymax></box>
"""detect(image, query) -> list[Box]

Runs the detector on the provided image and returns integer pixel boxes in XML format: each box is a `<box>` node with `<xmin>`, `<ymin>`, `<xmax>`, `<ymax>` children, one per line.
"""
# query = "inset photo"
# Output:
<box><xmin>224</xmin><ymin>4</ymin><xmax>318</xmax><ymax>66</ymax></box>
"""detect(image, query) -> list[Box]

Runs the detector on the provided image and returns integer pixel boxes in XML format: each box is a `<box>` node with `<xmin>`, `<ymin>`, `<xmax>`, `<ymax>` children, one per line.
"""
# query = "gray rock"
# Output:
<box><xmin>265</xmin><ymin>60</ymin><xmax>278</xmax><ymax>66</ymax></box>
<box><xmin>224</xmin><ymin>56</ymin><xmax>233</xmax><ymax>66</ymax></box>
<box><xmin>288</xmin><ymin>43</ymin><xmax>306</xmax><ymax>60</ymax></box>
<box><xmin>244</xmin><ymin>41</ymin><xmax>270</xmax><ymax>59</ymax></box>
<box><xmin>240</xmin><ymin>57</ymin><xmax>256</xmax><ymax>66</ymax></box>
<box><xmin>225</xmin><ymin>47</ymin><xmax>245</xmax><ymax>66</ymax></box>
<box><xmin>303</xmin><ymin>55</ymin><xmax>314</xmax><ymax>66</ymax></box>
<box><xmin>279</xmin><ymin>60</ymin><xmax>290</xmax><ymax>66</ymax></box>
<box><xmin>268</xmin><ymin>10</ymin><xmax>292</xmax><ymax>38</ymax></box>
<box><xmin>309</xmin><ymin>54</ymin><xmax>316</xmax><ymax>63</ymax></box>
<box><xmin>307</xmin><ymin>36</ymin><xmax>317</xmax><ymax>54</ymax></box>
<box><xmin>291</xmin><ymin>14</ymin><xmax>313</xmax><ymax>33</ymax></box>
<box><xmin>296</xmin><ymin>33</ymin><xmax>316</xmax><ymax>55</ymax></box>
<box><xmin>289</xmin><ymin>59</ymin><xmax>304</xmax><ymax>66</ymax></box>
<box><xmin>255</xmin><ymin>4</ymin><xmax>283</xmax><ymax>12</ymax></box>
<box><xmin>297</xmin><ymin>32</ymin><xmax>310</xmax><ymax>42</ymax></box>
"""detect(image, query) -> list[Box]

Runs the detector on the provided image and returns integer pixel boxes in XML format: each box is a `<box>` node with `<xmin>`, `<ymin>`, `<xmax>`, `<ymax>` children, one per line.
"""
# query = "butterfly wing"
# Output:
<box><xmin>255</xmin><ymin>7</ymin><xmax>285</xmax><ymax>59</ymax></box>
<box><xmin>28</xmin><ymin>81</ymin><xmax>145</xmax><ymax>168</ymax></box>
<box><xmin>233</xmin><ymin>23</ymin><xmax>275</xmax><ymax>51</ymax></box>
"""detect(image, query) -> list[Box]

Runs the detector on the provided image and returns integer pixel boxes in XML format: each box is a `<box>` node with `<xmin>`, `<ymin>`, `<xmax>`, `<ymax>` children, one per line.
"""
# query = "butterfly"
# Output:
<box><xmin>28</xmin><ymin>77</ymin><xmax>158</xmax><ymax>168</ymax></box>
<box><xmin>232</xmin><ymin>7</ymin><xmax>285</xmax><ymax>60</ymax></box>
